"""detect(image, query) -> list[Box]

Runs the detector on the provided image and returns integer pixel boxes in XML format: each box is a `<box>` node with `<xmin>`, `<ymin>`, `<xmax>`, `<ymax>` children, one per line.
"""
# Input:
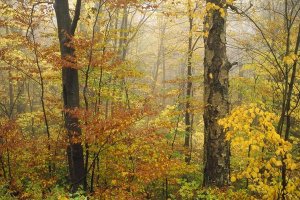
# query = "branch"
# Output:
<box><xmin>0</xmin><ymin>103</ymin><xmax>9</xmax><ymax>117</ymax></box>
<box><xmin>8</xmin><ymin>83</ymin><xmax>24</xmax><ymax>119</ymax></box>
<box><xmin>70</xmin><ymin>0</ymin><xmax>82</xmax><ymax>35</ymax></box>
<box><xmin>125</xmin><ymin>0</ymin><xmax>163</xmax><ymax>47</ymax></box>
<box><xmin>229</xmin><ymin>3</ymin><xmax>285</xmax><ymax>77</ymax></box>
<box><xmin>191</xmin><ymin>35</ymin><xmax>202</xmax><ymax>52</ymax></box>
<box><xmin>226</xmin><ymin>61</ymin><xmax>238</xmax><ymax>70</ymax></box>
<box><xmin>26</xmin><ymin>1</ymin><xmax>53</xmax><ymax>39</ymax></box>
<box><xmin>2</xmin><ymin>60</ymin><xmax>41</xmax><ymax>85</ymax></box>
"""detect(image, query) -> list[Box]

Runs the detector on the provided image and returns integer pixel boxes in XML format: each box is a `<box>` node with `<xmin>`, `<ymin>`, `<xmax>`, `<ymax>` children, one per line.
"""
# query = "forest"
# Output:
<box><xmin>0</xmin><ymin>0</ymin><xmax>299</xmax><ymax>199</ymax></box>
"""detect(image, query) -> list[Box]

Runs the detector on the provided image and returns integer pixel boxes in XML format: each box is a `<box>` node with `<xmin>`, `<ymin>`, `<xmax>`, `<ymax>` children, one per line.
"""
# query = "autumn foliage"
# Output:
<box><xmin>0</xmin><ymin>0</ymin><xmax>300</xmax><ymax>199</ymax></box>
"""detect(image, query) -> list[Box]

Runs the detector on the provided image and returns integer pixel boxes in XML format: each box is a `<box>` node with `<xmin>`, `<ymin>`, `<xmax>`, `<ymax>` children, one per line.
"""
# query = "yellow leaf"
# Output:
<box><xmin>111</xmin><ymin>179</ymin><xmax>117</xmax><ymax>185</ymax></box>
<box><xmin>219</xmin><ymin>8</ymin><xmax>226</xmax><ymax>18</ymax></box>
<box><xmin>275</xmin><ymin>160</ymin><xmax>282</xmax><ymax>167</ymax></box>
<box><xmin>290</xmin><ymin>163</ymin><xmax>297</xmax><ymax>170</ymax></box>
<box><xmin>253</xmin><ymin>167</ymin><xmax>259</xmax><ymax>173</ymax></box>
<box><xmin>231</xmin><ymin>176</ymin><xmax>236</xmax><ymax>182</ymax></box>
<box><xmin>251</xmin><ymin>171</ymin><xmax>257</xmax><ymax>178</ymax></box>
<box><xmin>58</xmin><ymin>196</ymin><xmax>69</xmax><ymax>200</ymax></box>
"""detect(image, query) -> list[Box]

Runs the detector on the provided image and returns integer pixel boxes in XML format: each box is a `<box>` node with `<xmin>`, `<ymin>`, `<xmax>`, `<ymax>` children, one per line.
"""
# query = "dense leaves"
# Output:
<box><xmin>0</xmin><ymin>0</ymin><xmax>299</xmax><ymax>199</ymax></box>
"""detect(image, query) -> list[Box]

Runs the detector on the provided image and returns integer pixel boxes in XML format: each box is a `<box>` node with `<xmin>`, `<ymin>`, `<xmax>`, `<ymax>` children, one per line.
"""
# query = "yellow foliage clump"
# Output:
<box><xmin>219</xmin><ymin>104</ymin><xmax>299</xmax><ymax>199</ymax></box>
<box><xmin>283</xmin><ymin>53</ymin><xmax>298</xmax><ymax>65</ymax></box>
<box><xmin>205</xmin><ymin>3</ymin><xmax>227</xmax><ymax>18</ymax></box>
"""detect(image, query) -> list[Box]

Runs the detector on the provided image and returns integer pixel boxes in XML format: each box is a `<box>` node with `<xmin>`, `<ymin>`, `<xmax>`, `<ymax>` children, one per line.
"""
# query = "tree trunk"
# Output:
<box><xmin>184</xmin><ymin>0</ymin><xmax>193</xmax><ymax>164</ymax></box>
<box><xmin>203</xmin><ymin>0</ymin><xmax>230</xmax><ymax>187</ymax></box>
<box><xmin>54</xmin><ymin>0</ymin><xmax>85</xmax><ymax>192</ymax></box>
<box><xmin>281</xmin><ymin>25</ymin><xmax>300</xmax><ymax>200</ymax></box>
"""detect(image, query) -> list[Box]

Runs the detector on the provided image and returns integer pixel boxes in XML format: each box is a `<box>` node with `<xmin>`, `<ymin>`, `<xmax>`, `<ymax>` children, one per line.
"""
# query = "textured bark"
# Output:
<box><xmin>203</xmin><ymin>0</ymin><xmax>230</xmax><ymax>187</ymax></box>
<box><xmin>54</xmin><ymin>0</ymin><xmax>85</xmax><ymax>192</ymax></box>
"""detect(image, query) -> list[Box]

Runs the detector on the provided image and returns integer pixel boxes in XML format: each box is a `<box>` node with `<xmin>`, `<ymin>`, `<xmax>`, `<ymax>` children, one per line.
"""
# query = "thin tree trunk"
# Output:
<box><xmin>90</xmin><ymin>153</ymin><xmax>96</xmax><ymax>193</ymax></box>
<box><xmin>26</xmin><ymin>81</ymin><xmax>35</xmax><ymax>135</ymax></box>
<box><xmin>0</xmin><ymin>155</ymin><xmax>6</xmax><ymax>179</ymax></box>
<box><xmin>119</xmin><ymin>5</ymin><xmax>131</xmax><ymax>109</ymax></box>
<box><xmin>184</xmin><ymin>0</ymin><xmax>193</xmax><ymax>164</ymax></box>
<box><xmin>152</xmin><ymin>20</ymin><xmax>166</xmax><ymax>94</ymax></box>
<box><xmin>30</xmin><ymin>25</ymin><xmax>52</xmax><ymax>173</ymax></box>
<box><xmin>8</xmin><ymin>70</ymin><xmax>14</xmax><ymax>119</ymax></box>
<box><xmin>281</xmin><ymin>25</ymin><xmax>300</xmax><ymax>200</ymax></box>
<box><xmin>6</xmin><ymin>143</ymin><xmax>12</xmax><ymax>182</ymax></box>
<box><xmin>162</xmin><ymin>45</ymin><xmax>166</xmax><ymax>106</ymax></box>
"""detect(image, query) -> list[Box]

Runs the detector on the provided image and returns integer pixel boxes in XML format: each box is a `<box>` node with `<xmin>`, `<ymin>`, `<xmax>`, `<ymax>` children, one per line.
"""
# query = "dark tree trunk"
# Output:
<box><xmin>54</xmin><ymin>0</ymin><xmax>85</xmax><ymax>192</ymax></box>
<box><xmin>184</xmin><ymin>1</ymin><xmax>193</xmax><ymax>164</ymax></box>
<box><xmin>281</xmin><ymin>25</ymin><xmax>300</xmax><ymax>200</ymax></box>
<box><xmin>203</xmin><ymin>0</ymin><xmax>231</xmax><ymax>187</ymax></box>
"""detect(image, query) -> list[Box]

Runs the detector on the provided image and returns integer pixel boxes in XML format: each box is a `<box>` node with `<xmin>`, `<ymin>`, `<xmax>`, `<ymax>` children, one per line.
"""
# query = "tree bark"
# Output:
<box><xmin>54</xmin><ymin>0</ymin><xmax>85</xmax><ymax>192</ymax></box>
<box><xmin>203</xmin><ymin>0</ymin><xmax>230</xmax><ymax>187</ymax></box>
<box><xmin>281</xmin><ymin>25</ymin><xmax>300</xmax><ymax>200</ymax></box>
<box><xmin>184</xmin><ymin>0</ymin><xmax>193</xmax><ymax>164</ymax></box>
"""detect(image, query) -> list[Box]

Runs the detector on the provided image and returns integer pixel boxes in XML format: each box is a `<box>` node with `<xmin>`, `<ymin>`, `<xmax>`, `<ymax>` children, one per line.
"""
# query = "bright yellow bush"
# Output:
<box><xmin>219</xmin><ymin>104</ymin><xmax>299</xmax><ymax>199</ymax></box>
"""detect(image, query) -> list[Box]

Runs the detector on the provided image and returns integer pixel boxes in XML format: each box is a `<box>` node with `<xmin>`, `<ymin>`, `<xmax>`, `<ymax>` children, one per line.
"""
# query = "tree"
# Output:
<box><xmin>203</xmin><ymin>0</ymin><xmax>234</xmax><ymax>186</ymax></box>
<box><xmin>54</xmin><ymin>0</ymin><xmax>85</xmax><ymax>192</ymax></box>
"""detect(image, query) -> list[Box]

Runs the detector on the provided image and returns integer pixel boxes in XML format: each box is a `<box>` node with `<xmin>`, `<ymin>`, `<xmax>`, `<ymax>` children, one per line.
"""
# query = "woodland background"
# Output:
<box><xmin>0</xmin><ymin>0</ymin><xmax>299</xmax><ymax>199</ymax></box>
